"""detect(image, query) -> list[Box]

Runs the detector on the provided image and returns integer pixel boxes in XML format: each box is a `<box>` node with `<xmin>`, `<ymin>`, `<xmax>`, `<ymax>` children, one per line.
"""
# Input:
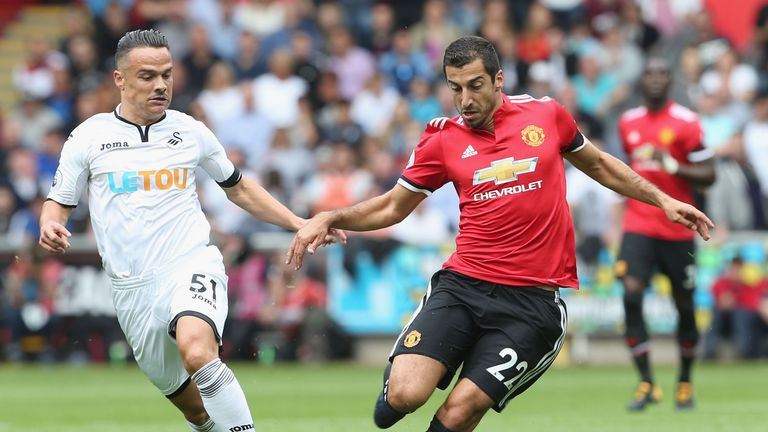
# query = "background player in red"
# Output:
<box><xmin>288</xmin><ymin>37</ymin><xmax>714</xmax><ymax>432</ymax></box>
<box><xmin>616</xmin><ymin>57</ymin><xmax>716</xmax><ymax>411</ymax></box>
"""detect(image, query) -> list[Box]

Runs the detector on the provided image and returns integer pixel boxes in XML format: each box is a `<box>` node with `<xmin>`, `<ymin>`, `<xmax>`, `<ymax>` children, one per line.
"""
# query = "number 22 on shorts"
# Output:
<box><xmin>486</xmin><ymin>347</ymin><xmax>529</xmax><ymax>390</ymax></box>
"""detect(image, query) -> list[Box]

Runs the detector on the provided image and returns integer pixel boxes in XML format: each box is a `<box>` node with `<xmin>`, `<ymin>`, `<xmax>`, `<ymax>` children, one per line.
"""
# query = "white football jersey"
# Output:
<box><xmin>48</xmin><ymin>106</ymin><xmax>240</xmax><ymax>278</ymax></box>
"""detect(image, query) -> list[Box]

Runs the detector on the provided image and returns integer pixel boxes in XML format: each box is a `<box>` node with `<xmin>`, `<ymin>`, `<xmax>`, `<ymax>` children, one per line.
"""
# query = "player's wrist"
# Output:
<box><xmin>661</xmin><ymin>154</ymin><xmax>679</xmax><ymax>174</ymax></box>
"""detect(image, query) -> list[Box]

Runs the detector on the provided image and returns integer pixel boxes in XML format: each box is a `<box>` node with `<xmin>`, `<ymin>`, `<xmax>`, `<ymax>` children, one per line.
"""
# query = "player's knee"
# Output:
<box><xmin>622</xmin><ymin>276</ymin><xmax>645</xmax><ymax>295</ymax></box>
<box><xmin>386</xmin><ymin>384</ymin><xmax>430</xmax><ymax>413</ymax></box>
<box><xmin>623</xmin><ymin>289</ymin><xmax>644</xmax><ymax>310</ymax></box>
<box><xmin>437</xmin><ymin>401</ymin><xmax>485</xmax><ymax>432</ymax></box>
<box><xmin>178</xmin><ymin>344</ymin><xmax>218</xmax><ymax>374</ymax></box>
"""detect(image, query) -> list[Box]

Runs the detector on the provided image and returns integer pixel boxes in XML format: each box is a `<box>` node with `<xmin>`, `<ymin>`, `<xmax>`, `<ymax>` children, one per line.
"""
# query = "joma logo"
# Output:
<box><xmin>100</xmin><ymin>141</ymin><xmax>130</xmax><ymax>151</ymax></box>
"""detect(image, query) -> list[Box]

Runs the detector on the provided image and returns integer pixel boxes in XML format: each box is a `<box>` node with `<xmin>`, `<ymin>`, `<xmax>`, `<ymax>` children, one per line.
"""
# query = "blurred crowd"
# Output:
<box><xmin>3</xmin><ymin>0</ymin><xmax>768</xmax><ymax>363</ymax></box>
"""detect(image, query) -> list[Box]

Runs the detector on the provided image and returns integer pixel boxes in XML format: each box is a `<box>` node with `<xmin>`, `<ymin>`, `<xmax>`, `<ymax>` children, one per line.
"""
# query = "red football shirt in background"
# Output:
<box><xmin>399</xmin><ymin>95</ymin><xmax>583</xmax><ymax>288</ymax></box>
<box><xmin>618</xmin><ymin>101</ymin><xmax>711</xmax><ymax>241</ymax></box>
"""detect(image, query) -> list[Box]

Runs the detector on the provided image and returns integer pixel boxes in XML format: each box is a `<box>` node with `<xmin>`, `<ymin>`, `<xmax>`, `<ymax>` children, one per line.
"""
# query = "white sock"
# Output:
<box><xmin>187</xmin><ymin>417</ymin><xmax>216</xmax><ymax>432</ymax></box>
<box><xmin>192</xmin><ymin>359</ymin><xmax>255</xmax><ymax>432</ymax></box>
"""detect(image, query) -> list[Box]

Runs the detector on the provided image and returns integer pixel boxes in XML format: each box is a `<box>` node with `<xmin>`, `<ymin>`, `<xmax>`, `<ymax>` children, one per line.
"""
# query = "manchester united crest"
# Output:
<box><xmin>521</xmin><ymin>125</ymin><xmax>545</xmax><ymax>147</ymax></box>
<box><xmin>403</xmin><ymin>330</ymin><xmax>422</xmax><ymax>348</ymax></box>
<box><xmin>659</xmin><ymin>127</ymin><xmax>676</xmax><ymax>146</ymax></box>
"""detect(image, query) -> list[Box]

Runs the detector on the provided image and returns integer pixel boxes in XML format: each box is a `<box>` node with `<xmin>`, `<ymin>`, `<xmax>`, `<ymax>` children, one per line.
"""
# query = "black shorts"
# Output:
<box><xmin>389</xmin><ymin>269</ymin><xmax>568</xmax><ymax>412</ymax></box>
<box><xmin>616</xmin><ymin>232</ymin><xmax>695</xmax><ymax>291</ymax></box>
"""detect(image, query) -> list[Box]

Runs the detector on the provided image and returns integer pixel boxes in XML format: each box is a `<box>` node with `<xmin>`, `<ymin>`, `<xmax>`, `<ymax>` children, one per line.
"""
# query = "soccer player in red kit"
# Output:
<box><xmin>288</xmin><ymin>37</ymin><xmax>714</xmax><ymax>432</ymax></box>
<box><xmin>617</xmin><ymin>57</ymin><xmax>715</xmax><ymax>411</ymax></box>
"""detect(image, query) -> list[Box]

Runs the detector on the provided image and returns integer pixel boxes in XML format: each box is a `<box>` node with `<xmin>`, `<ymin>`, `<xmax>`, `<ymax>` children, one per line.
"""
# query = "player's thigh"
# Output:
<box><xmin>390</xmin><ymin>270</ymin><xmax>479</xmax><ymax>391</ymax></box>
<box><xmin>111</xmin><ymin>277</ymin><xmax>190</xmax><ymax>396</ymax></box>
<box><xmin>616</xmin><ymin>233</ymin><xmax>657</xmax><ymax>288</ymax></box>
<box><xmin>657</xmin><ymin>239</ymin><xmax>696</xmax><ymax>296</ymax></box>
<box><xmin>461</xmin><ymin>288</ymin><xmax>568</xmax><ymax>412</ymax></box>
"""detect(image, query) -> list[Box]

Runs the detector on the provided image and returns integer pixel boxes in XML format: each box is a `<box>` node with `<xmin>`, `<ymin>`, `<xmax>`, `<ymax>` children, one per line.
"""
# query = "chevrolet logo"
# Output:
<box><xmin>473</xmin><ymin>156</ymin><xmax>538</xmax><ymax>185</ymax></box>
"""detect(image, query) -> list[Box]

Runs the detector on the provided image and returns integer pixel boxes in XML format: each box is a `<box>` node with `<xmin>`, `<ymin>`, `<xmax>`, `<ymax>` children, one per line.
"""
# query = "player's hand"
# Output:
<box><xmin>662</xmin><ymin>199</ymin><xmax>714</xmax><ymax>240</ymax></box>
<box><xmin>39</xmin><ymin>221</ymin><xmax>72</xmax><ymax>254</ymax></box>
<box><xmin>286</xmin><ymin>214</ymin><xmax>342</xmax><ymax>270</ymax></box>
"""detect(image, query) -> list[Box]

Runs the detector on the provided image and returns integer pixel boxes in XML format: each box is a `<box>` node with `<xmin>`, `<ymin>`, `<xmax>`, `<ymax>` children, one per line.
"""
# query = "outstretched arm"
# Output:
<box><xmin>224</xmin><ymin>175</ymin><xmax>347</xmax><ymax>246</ymax></box>
<box><xmin>565</xmin><ymin>139</ymin><xmax>714</xmax><ymax>240</ymax></box>
<box><xmin>39</xmin><ymin>200</ymin><xmax>73</xmax><ymax>253</ymax></box>
<box><xmin>224</xmin><ymin>176</ymin><xmax>304</xmax><ymax>231</ymax></box>
<box><xmin>286</xmin><ymin>184</ymin><xmax>427</xmax><ymax>270</ymax></box>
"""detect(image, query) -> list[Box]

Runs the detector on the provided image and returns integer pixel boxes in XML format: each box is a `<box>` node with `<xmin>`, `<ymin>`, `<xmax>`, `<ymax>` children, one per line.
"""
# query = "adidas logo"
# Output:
<box><xmin>461</xmin><ymin>145</ymin><xmax>478</xmax><ymax>159</ymax></box>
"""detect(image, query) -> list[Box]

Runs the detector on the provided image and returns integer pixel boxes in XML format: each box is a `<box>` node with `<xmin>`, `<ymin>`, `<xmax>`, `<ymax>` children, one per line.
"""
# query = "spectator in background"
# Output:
<box><xmin>219</xmin><ymin>234</ymin><xmax>270</xmax><ymax>361</ymax></box>
<box><xmin>379</xmin><ymin>29</ymin><xmax>434</xmax><ymax>96</ymax></box>
<box><xmin>202</xmin><ymin>0</ymin><xmax>241</xmax><ymax>61</ymax></box>
<box><xmin>260</xmin><ymin>1</ymin><xmax>320</xmax><ymax>61</ymax></box>
<box><xmin>37</xmin><ymin>129</ymin><xmax>66</xmax><ymax>196</ymax></box>
<box><xmin>0</xmin><ymin>186</ymin><xmax>17</xmax><ymax>234</ymax></box>
<box><xmin>409</xmin><ymin>0</ymin><xmax>463</xmax><ymax>70</ymax></box>
<box><xmin>697</xmin><ymin>91</ymin><xmax>752</xmax><ymax>232</ymax></box>
<box><xmin>703</xmin><ymin>257</ymin><xmax>762</xmax><ymax>359</ymax></box>
<box><xmin>524</xmin><ymin>61</ymin><xmax>555</xmax><ymax>99</ymax></box>
<box><xmin>593</xmin><ymin>13</ymin><xmax>643</xmax><ymax>86</ymax></box>
<box><xmin>516</xmin><ymin>2</ymin><xmax>553</xmax><ymax>79</ymax></box>
<box><xmin>2</xmin><ymin>249</ymin><xmax>60</xmax><ymax>362</ymax></box>
<box><xmin>292</xmin><ymin>30</ymin><xmax>329</xmax><ymax>106</ymax></box>
<box><xmin>670</xmin><ymin>45</ymin><xmax>703</xmax><ymax>110</ymax></box>
<box><xmin>359</xmin><ymin>2</ymin><xmax>396</xmax><ymax>56</ymax></box>
<box><xmin>408</xmin><ymin>78</ymin><xmax>441</xmax><ymax>126</ymax></box>
<box><xmin>196</xmin><ymin>61</ymin><xmax>246</xmax><ymax>135</ymax></box>
<box><xmin>180</xmin><ymin>23</ymin><xmax>220</xmax><ymax>95</ymax></box>
<box><xmin>6</xmin><ymin>94</ymin><xmax>63</xmax><ymax>152</ymax></box>
<box><xmin>450</xmin><ymin>0</ymin><xmax>484</xmax><ymax>34</ymax></box>
<box><xmin>327</xmin><ymin>26</ymin><xmax>376</xmax><ymax>101</ymax></box>
<box><xmin>743</xmin><ymin>89</ymin><xmax>768</xmax><ymax>225</ymax></box>
<box><xmin>12</xmin><ymin>35</ymin><xmax>67</xmax><ymax>101</ymax></box>
<box><xmin>234</xmin><ymin>0</ymin><xmax>286</xmax><ymax>38</ymax></box>
<box><xmin>92</xmin><ymin>1</ymin><xmax>130</xmax><ymax>65</ymax></box>
<box><xmin>260</xmin><ymin>128</ymin><xmax>315</xmax><ymax>193</ymax></box>
<box><xmin>618</xmin><ymin>0</ymin><xmax>660</xmax><ymax>53</ymax></box>
<box><xmin>231</xmin><ymin>31</ymin><xmax>267</xmax><ymax>82</ymax></box>
<box><xmin>699</xmin><ymin>45</ymin><xmax>758</xmax><ymax>126</ymax></box>
<box><xmin>66</xmin><ymin>35</ymin><xmax>106</xmax><ymax>95</ymax></box>
<box><xmin>319</xmin><ymin>99</ymin><xmax>364</xmax><ymax>149</ymax></box>
<box><xmin>253</xmin><ymin>49</ymin><xmax>308</xmax><ymax>128</ymax></box>
<box><xmin>6</xmin><ymin>149</ymin><xmax>43</xmax><ymax>209</ymax></box>
<box><xmin>300</xmin><ymin>143</ymin><xmax>372</xmax><ymax>216</ymax></box>
<box><xmin>351</xmin><ymin>73</ymin><xmax>401</xmax><ymax>138</ymax></box>
<box><xmin>572</xmin><ymin>47</ymin><xmax>627</xmax><ymax>120</ymax></box>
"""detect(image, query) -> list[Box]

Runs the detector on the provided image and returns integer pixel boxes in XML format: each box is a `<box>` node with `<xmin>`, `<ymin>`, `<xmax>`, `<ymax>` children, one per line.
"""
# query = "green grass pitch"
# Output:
<box><xmin>1</xmin><ymin>362</ymin><xmax>766</xmax><ymax>431</ymax></box>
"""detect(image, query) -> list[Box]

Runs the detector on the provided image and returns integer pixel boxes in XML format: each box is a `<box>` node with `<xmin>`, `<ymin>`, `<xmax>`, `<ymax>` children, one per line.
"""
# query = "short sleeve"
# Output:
<box><xmin>397</xmin><ymin>131</ymin><xmax>448</xmax><ymax>196</ymax></box>
<box><xmin>554</xmin><ymin>101</ymin><xmax>584</xmax><ymax>153</ymax></box>
<box><xmin>195</xmin><ymin>120</ymin><xmax>241</xmax><ymax>187</ymax></box>
<box><xmin>684</xmin><ymin>118</ymin><xmax>713</xmax><ymax>163</ymax></box>
<box><xmin>47</xmin><ymin>131</ymin><xmax>90</xmax><ymax>207</ymax></box>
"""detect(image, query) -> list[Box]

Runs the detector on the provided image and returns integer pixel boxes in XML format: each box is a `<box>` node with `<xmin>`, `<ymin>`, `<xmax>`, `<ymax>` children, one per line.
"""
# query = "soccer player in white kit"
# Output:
<box><xmin>38</xmin><ymin>29</ymin><xmax>343</xmax><ymax>432</ymax></box>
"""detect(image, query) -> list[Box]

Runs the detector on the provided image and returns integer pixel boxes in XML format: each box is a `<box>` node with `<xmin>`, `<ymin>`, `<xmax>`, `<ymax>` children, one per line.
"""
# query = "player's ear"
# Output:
<box><xmin>113</xmin><ymin>70</ymin><xmax>124</xmax><ymax>92</ymax></box>
<box><xmin>494</xmin><ymin>69</ymin><xmax>504</xmax><ymax>91</ymax></box>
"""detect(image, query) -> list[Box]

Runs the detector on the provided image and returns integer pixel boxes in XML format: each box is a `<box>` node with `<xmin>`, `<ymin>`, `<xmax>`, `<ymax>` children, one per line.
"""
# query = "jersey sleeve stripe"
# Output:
<box><xmin>397</xmin><ymin>176</ymin><xmax>433</xmax><ymax>196</ymax></box>
<box><xmin>564</xmin><ymin>131</ymin><xmax>586</xmax><ymax>153</ymax></box>
<box><xmin>45</xmin><ymin>197</ymin><xmax>77</xmax><ymax>208</ymax></box>
<box><xmin>687</xmin><ymin>148</ymin><xmax>715</xmax><ymax>163</ymax></box>
<box><xmin>217</xmin><ymin>168</ymin><xmax>242</xmax><ymax>188</ymax></box>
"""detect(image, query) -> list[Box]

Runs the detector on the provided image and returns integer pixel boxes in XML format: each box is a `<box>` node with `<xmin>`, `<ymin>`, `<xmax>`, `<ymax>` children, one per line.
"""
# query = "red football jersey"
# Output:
<box><xmin>618</xmin><ymin>102</ymin><xmax>709</xmax><ymax>240</ymax></box>
<box><xmin>399</xmin><ymin>94</ymin><xmax>583</xmax><ymax>288</ymax></box>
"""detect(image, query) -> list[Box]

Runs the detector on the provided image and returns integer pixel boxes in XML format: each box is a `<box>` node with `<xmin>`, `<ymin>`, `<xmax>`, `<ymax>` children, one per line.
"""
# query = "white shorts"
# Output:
<box><xmin>110</xmin><ymin>246</ymin><xmax>229</xmax><ymax>396</ymax></box>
